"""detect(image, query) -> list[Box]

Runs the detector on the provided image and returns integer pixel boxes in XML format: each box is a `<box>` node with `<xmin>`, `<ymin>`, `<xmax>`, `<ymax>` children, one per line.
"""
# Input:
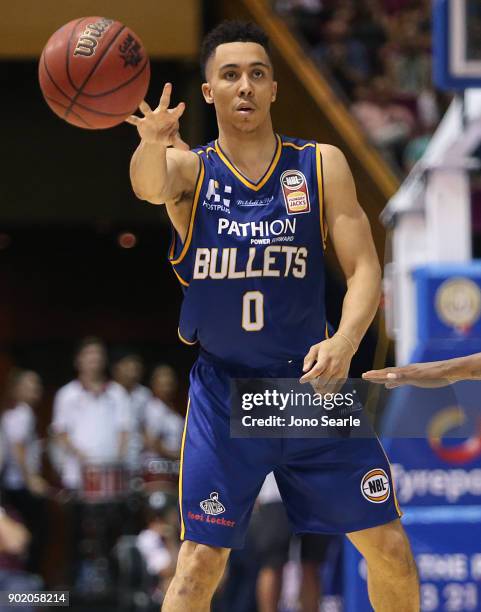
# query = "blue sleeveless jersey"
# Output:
<box><xmin>168</xmin><ymin>134</ymin><xmax>328</xmax><ymax>369</ymax></box>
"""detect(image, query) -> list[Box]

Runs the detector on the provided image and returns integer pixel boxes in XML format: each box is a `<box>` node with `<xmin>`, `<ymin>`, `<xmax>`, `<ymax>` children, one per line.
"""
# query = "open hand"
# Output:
<box><xmin>126</xmin><ymin>83</ymin><xmax>189</xmax><ymax>150</ymax></box>
<box><xmin>362</xmin><ymin>362</ymin><xmax>453</xmax><ymax>388</ymax></box>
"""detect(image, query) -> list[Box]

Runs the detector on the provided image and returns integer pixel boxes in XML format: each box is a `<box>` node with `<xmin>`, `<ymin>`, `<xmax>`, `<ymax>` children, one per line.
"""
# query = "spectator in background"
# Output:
<box><xmin>350</xmin><ymin>0</ymin><xmax>388</xmax><ymax>75</ymax></box>
<box><xmin>144</xmin><ymin>366</ymin><xmax>183</xmax><ymax>462</ymax></box>
<box><xmin>252</xmin><ymin>473</ymin><xmax>290</xmax><ymax>612</ymax></box>
<box><xmin>276</xmin><ymin>0</ymin><xmax>327</xmax><ymax>47</ymax></box>
<box><xmin>351</xmin><ymin>76</ymin><xmax>415</xmax><ymax>166</ymax></box>
<box><xmin>0</xmin><ymin>370</ymin><xmax>48</xmax><ymax>573</ymax></box>
<box><xmin>112</xmin><ymin>353</ymin><xmax>152</xmax><ymax>472</ymax></box>
<box><xmin>51</xmin><ymin>337</ymin><xmax>131</xmax><ymax>491</ymax></box>
<box><xmin>136</xmin><ymin>492</ymin><xmax>179</xmax><ymax>604</ymax></box>
<box><xmin>0</xmin><ymin>497</ymin><xmax>42</xmax><ymax>612</ymax></box>
<box><xmin>382</xmin><ymin>35</ymin><xmax>431</xmax><ymax>103</ymax></box>
<box><xmin>252</xmin><ymin>473</ymin><xmax>334</xmax><ymax>612</ymax></box>
<box><xmin>50</xmin><ymin>337</ymin><xmax>132</xmax><ymax>588</ymax></box>
<box><xmin>276</xmin><ymin>0</ymin><xmax>444</xmax><ymax>176</ymax></box>
<box><xmin>312</xmin><ymin>14</ymin><xmax>371</xmax><ymax>98</ymax></box>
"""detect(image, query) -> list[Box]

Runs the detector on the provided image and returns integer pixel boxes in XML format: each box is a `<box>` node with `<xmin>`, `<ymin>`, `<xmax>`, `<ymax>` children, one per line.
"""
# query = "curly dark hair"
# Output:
<box><xmin>200</xmin><ymin>20</ymin><xmax>271</xmax><ymax>79</ymax></box>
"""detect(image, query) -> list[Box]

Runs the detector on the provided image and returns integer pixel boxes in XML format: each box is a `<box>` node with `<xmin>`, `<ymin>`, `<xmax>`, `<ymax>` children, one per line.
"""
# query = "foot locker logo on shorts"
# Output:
<box><xmin>200</xmin><ymin>492</ymin><xmax>226</xmax><ymax>515</ymax></box>
<box><xmin>280</xmin><ymin>170</ymin><xmax>311</xmax><ymax>215</ymax></box>
<box><xmin>361</xmin><ymin>469</ymin><xmax>390</xmax><ymax>503</ymax></box>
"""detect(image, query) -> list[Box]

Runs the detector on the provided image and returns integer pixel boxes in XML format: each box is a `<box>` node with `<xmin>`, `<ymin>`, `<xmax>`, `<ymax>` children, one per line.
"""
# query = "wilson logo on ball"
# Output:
<box><xmin>360</xmin><ymin>468</ymin><xmax>390</xmax><ymax>503</ymax></box>
<box><xmin>39</xmin><ymin>16</ymin><xmax>150</xmax><ymax>129</ymax></box>
<box><xmin>73</xmin><ymin>18</ymin><xmax>113</xmax><ymax>57</ymax></box>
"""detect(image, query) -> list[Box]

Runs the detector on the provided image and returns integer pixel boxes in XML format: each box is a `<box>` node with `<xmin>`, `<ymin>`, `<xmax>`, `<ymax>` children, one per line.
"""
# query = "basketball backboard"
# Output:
<box><xmin>433</xmin><ymin>0</ymin><xmax>481</xmax><ymax>90</ymax></box>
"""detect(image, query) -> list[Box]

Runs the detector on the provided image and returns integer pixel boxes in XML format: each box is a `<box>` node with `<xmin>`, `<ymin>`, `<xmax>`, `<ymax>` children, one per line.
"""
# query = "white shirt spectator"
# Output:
<box><xmin>144</xmin><ymin>399</ymin><xmax>184</xmax><ymax>455</ymax></box>
<box><xmin>1</xmin><ymin>403</ymin><xmax>39</xmax><ymax>490</ymax></box>
<box><xmin>125</xmin><ymin>384</ymin><xmax>152</xmax><ymax>470</ymax></box>
<box><xmin>51</xmin><ymin>380</ymin><xmax>131</xmax><ymax>489</ymax></box>
<box><xmin>136</xmin><ymin>529</ymin><xmax>172</xmax><ymax>575</ymax></box>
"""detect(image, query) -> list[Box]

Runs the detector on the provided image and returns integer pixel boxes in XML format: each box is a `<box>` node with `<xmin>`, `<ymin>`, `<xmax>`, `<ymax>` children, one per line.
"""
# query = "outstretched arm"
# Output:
<box><xmin>363</xmin><ymin>353</ymin><xmax>481</xmax><ymax>388</ymax></box>
<box><xmin>127</xmin><ymin>83</ymin><xmax>199</xmax><ymax>240</ymax></box>
<box><xmin>301</xmin><ymin>145</ymin><xmax>381</xmax><ymax>386</ymax></box>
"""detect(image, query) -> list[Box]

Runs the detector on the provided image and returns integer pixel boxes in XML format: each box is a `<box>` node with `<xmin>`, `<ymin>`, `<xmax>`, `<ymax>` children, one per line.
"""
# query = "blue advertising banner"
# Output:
<box><xmin>344</xmin><ymin>508</ymin><xmax>481</xmax><ymax>612</ymax></box>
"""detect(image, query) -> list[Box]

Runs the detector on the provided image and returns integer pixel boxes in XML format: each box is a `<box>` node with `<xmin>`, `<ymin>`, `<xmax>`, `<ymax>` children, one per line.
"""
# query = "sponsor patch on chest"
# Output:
<box><xmin>280</xmin><ymin>170</ymin><xmax>310</xmax><ymax>215</ymax></box>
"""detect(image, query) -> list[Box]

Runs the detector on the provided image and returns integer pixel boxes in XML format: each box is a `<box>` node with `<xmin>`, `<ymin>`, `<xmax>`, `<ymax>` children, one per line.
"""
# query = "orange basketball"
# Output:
<box><xmin>38</xmin><ymin>17</ymin><xmax>150</xmax><ymax>129</ymax></box>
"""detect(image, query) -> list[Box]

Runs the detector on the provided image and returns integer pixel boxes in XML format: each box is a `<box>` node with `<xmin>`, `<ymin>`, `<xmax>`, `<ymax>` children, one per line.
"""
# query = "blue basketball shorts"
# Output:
<box><xmin>178</xmin><ymin>351</ymin><xmax>402</xmax><ymax>549</ymax></box>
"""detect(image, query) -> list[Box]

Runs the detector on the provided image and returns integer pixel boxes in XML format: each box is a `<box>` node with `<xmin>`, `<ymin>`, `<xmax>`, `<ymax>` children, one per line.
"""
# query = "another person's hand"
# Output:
<box><xmin>300</xmin><ymin>334</ymin><xmax>355</xmax><ymax>393</ymax></box>
<box><xmin>126</xmin><ymin>83</ymin><xmax>189</xmax><ymax>150</ymax></box>
<box><xmin>362</xmin><ymin>361</ymin><xmax>454</xmax><ymax>388</ymax></box>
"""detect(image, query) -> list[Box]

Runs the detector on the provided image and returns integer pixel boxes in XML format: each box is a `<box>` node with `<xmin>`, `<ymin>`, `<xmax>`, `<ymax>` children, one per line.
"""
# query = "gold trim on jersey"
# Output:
<box><xmin>214</xmin><ymin>134</ymin><xmax>282</xmax><ymax>191</ymax></box>
<box><xmin>197</xmin><ymin>146</ymin><xmax>216</xmax><ymax>158</ymax></box>
<box><xmin>179</xmin><ymin>398</ymin><xmax>191</xmax><ymax>541</ymax></box>
<box><xmin>178</xmin><ymin>327</ymin><xmax>197</xmax><ymax>345</ymax></box>
<box><xmin>172</xmin><ymin>267</ymin><xmax>189</xmax><ymax>287</ymax></box>
<box><xmin>377</xmin><ymin>436</ymin><xmax>403</xmax><ymax>518</ymax></box>
<box><xmin>315</xmin><ymin>144</ymin><xmax>328</xmax><ymax>250</ymax></box>
<box><xmin>282</xmin><ymin>141</ymin><xmax>316</xmax><ymax>150</ymax></box>
<box><xmin>168</xmin><ymin>233</ymin><xmax>176</xmax><ymax>260</ymax></box>
<box><xmin>169</xmin><ymin>157</ymin><xmax>205</xmax><ymax>265</ymax></box>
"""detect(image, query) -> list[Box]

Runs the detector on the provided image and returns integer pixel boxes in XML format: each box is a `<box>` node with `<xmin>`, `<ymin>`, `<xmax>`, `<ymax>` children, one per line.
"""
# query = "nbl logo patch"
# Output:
<box><xmin>360</xmin><ymin>469</ymin><xmax>390</xmax><ymax>503</ymax></box>
<box><xmin>280</xmin><ymin>170</ymin><xmax>310</xmax><ymax>215</ymax></box>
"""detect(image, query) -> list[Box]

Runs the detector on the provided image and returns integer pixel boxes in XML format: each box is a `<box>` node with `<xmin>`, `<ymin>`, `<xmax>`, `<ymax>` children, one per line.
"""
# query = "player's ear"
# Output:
<box><xmin>202</xmin><ymin>82</ymin><xmax>215</xmax><ymax>104</ymax></box>
<box><xmin>271</xmin><ymin>81</ymin><xmax>277</xmax><ymax>103</ymax></box>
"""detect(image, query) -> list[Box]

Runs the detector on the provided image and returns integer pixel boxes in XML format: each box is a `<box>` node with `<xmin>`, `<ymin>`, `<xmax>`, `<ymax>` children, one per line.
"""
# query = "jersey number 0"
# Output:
<box><xmin>242</xmin><ymin>291</ymin><xmax>264</xmax><ymax>332</ymax></box>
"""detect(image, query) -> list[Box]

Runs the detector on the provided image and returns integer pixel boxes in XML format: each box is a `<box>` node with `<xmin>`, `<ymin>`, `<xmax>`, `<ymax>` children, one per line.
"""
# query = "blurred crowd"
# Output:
<box><xmin>276</xmin><ymin>0</ymin><xmax>450</xmax><ymax>174</ymax></box>
<box><xmin>0</xmin><ymin>337</ymin><xmax>341</xmax><ymax>612</ymax></box>
<box><xmin>0</xmin><ymin>337</ymin><xmax>184</xmax><ymax>611</ymax></box>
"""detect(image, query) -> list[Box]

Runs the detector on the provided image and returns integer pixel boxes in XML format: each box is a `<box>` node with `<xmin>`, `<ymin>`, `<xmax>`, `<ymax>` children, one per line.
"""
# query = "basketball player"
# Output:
<box><xmin>363</xmin><ymin>352</ymin><xmax>481</xmax><ymax>388</ymax></box>
<box><xmin>127</xmin><ymin>21</ymin><xmax>419</xmax><ymax>612</ymax></box>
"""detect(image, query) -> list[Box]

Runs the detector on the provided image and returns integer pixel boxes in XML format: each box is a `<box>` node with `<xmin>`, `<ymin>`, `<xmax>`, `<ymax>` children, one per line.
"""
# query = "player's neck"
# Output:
<box><xmin>217</xmin><ymin>122</ymin><xmax>277</xmax><ymax>182</ymax></box>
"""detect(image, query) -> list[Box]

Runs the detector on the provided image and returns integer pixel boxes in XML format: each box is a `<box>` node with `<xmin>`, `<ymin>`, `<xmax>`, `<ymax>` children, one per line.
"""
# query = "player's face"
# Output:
<box><xmin>202</xmin><ymin>42</ymin><xmax>277</xmax><ymax>133</ymax></box>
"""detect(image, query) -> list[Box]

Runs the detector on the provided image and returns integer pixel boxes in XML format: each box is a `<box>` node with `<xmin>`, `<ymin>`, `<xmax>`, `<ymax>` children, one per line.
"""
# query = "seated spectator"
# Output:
<box><xmin>382</xmin><ymin>34</ymin><xmax>431</xmax><ymax>103</ymax></box>
<box><xmin>350</xmin><ymin>0</ymin><xmax>388</xmax><ymax>75</ymax></box>
<box><xmin>312</xmin><ymin>15</ymin><xmax>371</xmax><ymax>98</ymax></box>
<box><xmin>1</xmin><ymin>370</ymin><xmax>48</xmax><ymax>574</ymax></box>
<box><xmin>351</xmin><ymin>77</ymin><xmax>415</xmax><ymax>166</ymax></box>
<box><xmin>276</xmin><ymin>0</ymin><xmax>444</xmax><ymax>178</ymax></box>
<box><xmin>136</xmin><ymin>493</ymin><xmax>178</xmax><ymax>603</ymax></box>
<box><xmin>276</xmin><ymin>0</ymin><xmax>328</xmax><ymax>47</ymax></box>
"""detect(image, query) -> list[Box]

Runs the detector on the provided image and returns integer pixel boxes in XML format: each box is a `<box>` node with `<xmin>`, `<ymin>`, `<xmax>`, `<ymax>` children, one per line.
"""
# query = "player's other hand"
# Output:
<box><xmin>125</xmin><ymin>83</ymin><xmax>189</xmax><ymax>149</ymax></box>
<box><xmin>300</xmin><ymin>335</ymin><xmax>354</xmax><ymax>393</ymax></box>
<box><xmin>362</xmin><ymin>362</ymin><xmax>453</xmax><ymax>389</ymax></box>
